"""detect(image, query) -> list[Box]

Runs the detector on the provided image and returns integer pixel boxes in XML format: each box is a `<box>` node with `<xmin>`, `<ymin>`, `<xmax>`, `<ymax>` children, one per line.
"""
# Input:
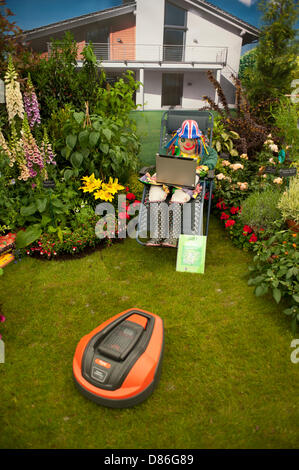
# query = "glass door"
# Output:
<box><xmin>162</xmin><ymin>73</ymin><xmax>184</xmax><ymax>107</ymax></box>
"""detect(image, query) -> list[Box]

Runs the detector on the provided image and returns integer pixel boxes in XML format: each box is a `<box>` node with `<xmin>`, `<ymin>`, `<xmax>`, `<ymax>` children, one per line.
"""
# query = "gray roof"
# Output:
<box><xmin>22</xmin><ymin>0</ymin><xmax>259</xmax><ymax>43</ymax></box>
<box><xmin>22</xmin><ymin>2</ymin><xmax>136</xmax><ymax>40</ymax></box>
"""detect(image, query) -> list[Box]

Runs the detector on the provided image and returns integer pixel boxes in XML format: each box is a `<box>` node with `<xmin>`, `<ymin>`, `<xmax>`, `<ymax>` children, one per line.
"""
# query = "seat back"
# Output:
<box><xmin>159</xmin><ymin>110</ymin><xmax>214</xmax><ymax>152</ymax></box>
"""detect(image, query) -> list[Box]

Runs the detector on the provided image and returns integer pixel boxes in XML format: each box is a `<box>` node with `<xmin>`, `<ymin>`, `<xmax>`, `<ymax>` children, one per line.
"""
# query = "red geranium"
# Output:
<box><xmin>230</xmin><ymin>206</ymin><xmax>240</xmax><ymax>215</ymax></box>
<box><xmin>242</xmin><ymin>225</ymin><xmax>253</xmax><ymax>235</ymax></box>
<box><xmin>225</xmin><ymin>219</ymin><xmax>236</xmax><ymax>228</ymax></box>
<box><xmin>249</xmin><ymin>233</ymin><xmax>258</xmax><ymax>243</ymax></box>
<box><xmin>126</xmin><ymin>192</ymin><xmax>136</xmax><ymax>201</ymax></box>
<box><xmin>220</xmin><ymin>212</ymin><xmax>230</xmax><ymax>220</ymax></box>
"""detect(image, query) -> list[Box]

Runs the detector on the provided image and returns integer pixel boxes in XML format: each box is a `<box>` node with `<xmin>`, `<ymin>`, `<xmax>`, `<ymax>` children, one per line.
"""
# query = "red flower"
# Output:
<box><xmin>126</xmin><ymin>192</ymin><xmax>136</xmax><ymax>201</ymax></box>
<box><xmin>230</xmin><ymin>206</ymin><xmax>240</xmax><ymax>215</ymax></box>
<box><xmin>249</xmin><ymin>234</ymin><xmax>258</xmax><ymax>243</ymax></box>
<box><xmin>242</xmin><ymin>225</ymin><xmax>253</xmax><ymax>235</ymax></box>
<box><xmin>220</xmin><ymin>212</ymin><xmax>230</xmax><ymax>220</ymax></box>
<box><xmin>225</xmin><ymin>219</ymin><xmax>236</xmax><ymax>228</ymax></box>
<box><xmin>216</xmin><ymin>200</ymin><xmax>228</xmax><ymax>210</ymax></box>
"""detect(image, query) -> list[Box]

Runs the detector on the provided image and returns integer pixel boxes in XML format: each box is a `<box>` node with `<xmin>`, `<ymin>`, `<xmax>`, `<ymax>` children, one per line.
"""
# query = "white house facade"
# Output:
<box><xmin>22</xmin><ymin>0</ymin><xmax>259</xmax><ymax>110</ymax></box>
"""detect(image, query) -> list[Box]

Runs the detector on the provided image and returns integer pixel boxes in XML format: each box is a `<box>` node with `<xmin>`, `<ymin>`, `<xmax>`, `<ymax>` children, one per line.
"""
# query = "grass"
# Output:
<box><xmin>0</xmin><ymin>215</ymin><xmax>298</xmax><ymax>449</ymax></box>
<box><xmin>130</xmin><ymin>110</ymin><xmax>164</xmax><ymax>166</ymax></box>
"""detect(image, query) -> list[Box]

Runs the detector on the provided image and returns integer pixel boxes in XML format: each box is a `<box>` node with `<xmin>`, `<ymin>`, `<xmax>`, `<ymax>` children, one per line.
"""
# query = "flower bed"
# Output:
<box><xmin>212</xmin><ymin>141</ymin><xmax>298</xmax><ymax>332</ymax></box>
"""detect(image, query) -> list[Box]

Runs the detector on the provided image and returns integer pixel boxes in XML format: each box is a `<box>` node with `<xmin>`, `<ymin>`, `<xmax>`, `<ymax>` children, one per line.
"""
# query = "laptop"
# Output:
<box><xmin>156</xmin><ymin>153</ymin><xmax>197</xmax><ymax>188</ymax></box>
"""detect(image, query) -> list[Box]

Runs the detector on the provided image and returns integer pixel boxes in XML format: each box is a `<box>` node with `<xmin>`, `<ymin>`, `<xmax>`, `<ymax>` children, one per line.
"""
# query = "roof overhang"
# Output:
<box><xmin>21</xmin><ymin>2</ymin><xmax>136</xmax><ymax>42</ymax></box>
<box><xmin>180</xmin><ymin>0</ymin><xmax>260</xmax><ymax>44</ymax></box>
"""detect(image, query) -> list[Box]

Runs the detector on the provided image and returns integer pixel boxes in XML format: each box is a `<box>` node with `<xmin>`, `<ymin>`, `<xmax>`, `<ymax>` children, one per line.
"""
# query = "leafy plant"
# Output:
<box><xmin>277</xmin><ymin>176</ymin><xmax>299</xmax><ymax>224</ymax></box>
<box><xmin>211</xmin><ymin>117</ymin><xmax>240</xmax><ymax>157</ymax></box>
<box><xmin>244</xmin><ymin>0</ymin><xmax>299</xmax><ymax>122</ymax></box>
<box><xmin>202</xmin><ymin>70</ymin><xmax>270</xmax><ymax>157</ymax></box>
<box><xmin>270</xmin><ymin>97</ymin><xmax>299</xmax><ymax>162</ymax></box>
<box><xmin>240</xmin><ymin>188</ymin><xmax>283</xmax><ymax>232</ymax></box>
<box><xmin>248</xmin><ymin>229</ymin><xmax>299</xmax><ymax>333</ymax></box>
<box><xmin>58</xmin><ymin>110</ymin><xmax>140</xmax><ymax>183</ymax></box>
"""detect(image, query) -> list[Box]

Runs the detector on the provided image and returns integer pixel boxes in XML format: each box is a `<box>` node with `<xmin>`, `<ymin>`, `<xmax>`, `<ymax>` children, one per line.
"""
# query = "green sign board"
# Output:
<box><xmin>176</xmin><ymin>234</ymin><xmax>207</xmax><ymax>274</ymax></box>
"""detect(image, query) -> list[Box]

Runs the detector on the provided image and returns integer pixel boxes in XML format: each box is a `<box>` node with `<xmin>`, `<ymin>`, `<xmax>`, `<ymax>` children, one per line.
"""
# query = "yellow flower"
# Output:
<box><xmin>79</xmin><ymin>173</ymin><xmax>102</xmax><ymax>193</ymax></box>
<box><xmin>102</xmin><ymin>177</ymin><xmax>124</xmax><ymax>195</ymax></box>
<box><xmin>94</xmin><ymin>189</ymin><xmax>114</xmax><ymax>202</ymax></box>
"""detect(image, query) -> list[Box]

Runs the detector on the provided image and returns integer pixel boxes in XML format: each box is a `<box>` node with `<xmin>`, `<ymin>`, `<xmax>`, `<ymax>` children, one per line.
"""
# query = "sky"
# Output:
<box><xmin>0</xmin><ymin>0</ymin><xmax>281</xmax><ymax>54</ymax></box>
<box><xmin>3</xmin><ymin>0</ymin><xmax>262</xmax><ymax>30</ymax></box>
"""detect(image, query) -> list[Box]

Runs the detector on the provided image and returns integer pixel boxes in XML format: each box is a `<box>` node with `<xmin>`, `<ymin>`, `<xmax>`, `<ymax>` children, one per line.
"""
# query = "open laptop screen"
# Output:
<box><xmin>156</xmin><ymin>154</ymin><xmax>197</xmax><ymax>188</ymax></box>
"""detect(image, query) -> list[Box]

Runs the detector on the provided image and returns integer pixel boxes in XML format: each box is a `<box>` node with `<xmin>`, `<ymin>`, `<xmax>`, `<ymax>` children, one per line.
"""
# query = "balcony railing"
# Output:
<box><xmin>47</xmin><ymin>42</ymin><xmax>228</xmax><ymax>65</ymax></box>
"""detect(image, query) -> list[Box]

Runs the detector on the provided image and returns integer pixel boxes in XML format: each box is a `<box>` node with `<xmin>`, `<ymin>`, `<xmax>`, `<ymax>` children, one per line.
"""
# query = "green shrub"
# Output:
<box><xmin>57</xmin><ymin>111</ymin><xmax>140</xmax><ymax>184</ymax></box>
<box><xmin>271</xmin><ymin>97</ymin><xmax>299</xmax><ymax>162</ymax></box>
<box><xmin>248</xmin><ymin>229</ymin><xmax>299</xmax><ymax>333</ymax></box>
<box><xmin>277</xmin><ymin>176</ymin><xmax>299</xmax><ymax>224</ymax></box>
<box><xmin>240</xmin><ymin>188</ymin><xmax>283</xmax><ymax>231</ymax></box>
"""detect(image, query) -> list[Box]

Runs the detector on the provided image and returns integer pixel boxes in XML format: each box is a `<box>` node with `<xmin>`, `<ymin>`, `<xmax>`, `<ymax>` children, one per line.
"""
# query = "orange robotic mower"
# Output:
<box><xmin>73</xmin><ymin>309</ymin><xmax>164</xmax><ymax>408</ymax></box>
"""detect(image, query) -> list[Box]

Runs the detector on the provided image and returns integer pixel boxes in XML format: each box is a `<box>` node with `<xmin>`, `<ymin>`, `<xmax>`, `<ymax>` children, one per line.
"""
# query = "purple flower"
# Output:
<box><xmin>0</xmin><ymin>315</ymin><xmax>6</xmax><ymax>323</ymax></box>
<box><xmin>23</xmin><ymin>89</ymin><xmax>41</xmax><ymax>128</ymax></box>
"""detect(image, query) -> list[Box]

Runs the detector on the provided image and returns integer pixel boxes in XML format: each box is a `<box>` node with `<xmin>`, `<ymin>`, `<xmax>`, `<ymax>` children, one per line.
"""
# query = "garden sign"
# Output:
<box><xmin>176</xmin><ymin>234</ymin><xmax>207</xmax><ymax>274</ymax></box>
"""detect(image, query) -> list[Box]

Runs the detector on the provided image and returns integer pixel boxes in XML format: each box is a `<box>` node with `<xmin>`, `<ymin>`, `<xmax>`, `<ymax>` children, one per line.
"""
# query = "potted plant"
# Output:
<box><xmin>277</xmin><ymin>176</ymin><xmax>299</xmax><ymax>232</ymax></box>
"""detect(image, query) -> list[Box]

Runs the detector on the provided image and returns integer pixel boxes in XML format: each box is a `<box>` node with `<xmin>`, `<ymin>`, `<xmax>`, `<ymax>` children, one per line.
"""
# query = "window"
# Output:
<box><xmin>163</xmin><ymin>1</ymin><xmax>187</xmax><ymax>61</ymax></box>
<box><xmin>165</xmin><ymin>2</ymin><xmax>186</xmax><ymax>27</ymax></box>
<box><xmin>86</xmin><ymin>26</ymin><xmax>109</xmax><ymax>60</ymax></box>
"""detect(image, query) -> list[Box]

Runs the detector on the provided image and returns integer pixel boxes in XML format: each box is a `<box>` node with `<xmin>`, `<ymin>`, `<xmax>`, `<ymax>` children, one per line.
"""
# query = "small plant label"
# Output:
<box><xmin>0</xmin><ymin>339</ymin><xmax>4</xmax><ymax>363</ymax></box>
<box><xmin>279</xmin><ymin>168</ymin><xmax>297</xmax><ymax>177</ymax></box>
<box><xmin>176</xmin><ymin>234</ymin><xmax>206</xmax><ymax>274</ymax></box>
<box><xmin>43</xmin><ymin>180</ymin><xmax>56</xmax><ymax>189</ymax></box>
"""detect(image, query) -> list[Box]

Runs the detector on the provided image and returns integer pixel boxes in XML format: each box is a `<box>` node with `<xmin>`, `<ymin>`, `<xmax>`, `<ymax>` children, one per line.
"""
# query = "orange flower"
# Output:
<box><xmin>292</xmin><ymin>234</ymin><xmax>297</xmax><ymax>238</ymax></box>
<box><xmin>293</xmin><ymin>243</ymin><xmax>297</xmax><ymax>248</ymax></box>
<box><xmin>283</xmin><ymin>241</ymin><xmax>287</xmax><ymax>244</ymax></box>
<box><xmin>285</xmin><ymin>251</ymin><xmax>288</xmax><ymax>255</ymax></box>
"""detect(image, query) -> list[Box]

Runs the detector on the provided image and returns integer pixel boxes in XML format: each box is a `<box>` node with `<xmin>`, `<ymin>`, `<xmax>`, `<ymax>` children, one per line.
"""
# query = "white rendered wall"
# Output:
<box><xmin>142</xmin><ymin>70</ymin><xmax>162</xmax><ymax>109</ymax></box>
<box><xmin>182</xmin><ymin>71</ymin><xmax>216</xmax><ymax>109</ymax></box>
<box><xmin>185</xmin><ymin>7</ymin><xmax>242</xmax><ymax>75</ymax></box>
<box><xmin>135</xmin><ymin>0</ymin><xmax>165</xmax><ymax>61</ymax></box>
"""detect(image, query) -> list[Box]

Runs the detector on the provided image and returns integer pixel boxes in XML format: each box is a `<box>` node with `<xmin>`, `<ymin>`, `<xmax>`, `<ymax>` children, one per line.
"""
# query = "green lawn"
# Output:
<box><xmin>131</xmin><ymin>110</ymin><xmax>164</xmax><ymax>166</ymax></box>
<box><xmin>0</xmin><ymin>216</ymin><xmax>298</xmax><ymax>449</ymax></box>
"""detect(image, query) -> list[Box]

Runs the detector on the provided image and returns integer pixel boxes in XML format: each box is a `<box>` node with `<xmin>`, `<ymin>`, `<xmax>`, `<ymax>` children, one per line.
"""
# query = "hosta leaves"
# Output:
<box><xmin>15</xmin><ymin>226</ymin><xmax>42</xmax><ymax>249</ymax></box>
<box><xmin>20</xmin><ymin>203</ymin><xmax>37</xmax><ymax>217</ymax></box>
<box><xmin>66</xmin><ymin>134</ymin><xmax>77</xmax><ymax>150</ymax></box>
<box><xmin>102</xmin><ymin>128</ymin><xmax>112</xmax><ymax>142</ymax></box>
<box><xmin>89</xmin><ymin>131</ymin><xmax>100</xmax><ymax>147</ymax></box>
<box><xmin>100</xmin><ymin>143</ymin><xmax>109</xmax><ymax>154</ymax></box>
<box><xmin>70</xmin><ymin>152</ymin><xmax>83</xmax><ymax>168</ymax></box>
<box><xmin>64</xmin><ymin>169</ymin><xmax>73</xmax><ymax>181</ymax></box>
<box><xmin>78</xmin><ymin>130</ymin><xmax>89</xmax><ymax>148</ymax></box>
<box><xmin>73</xmin><ymin>112</ymin><xmax>85</xmax><ymax>125</ymax></box>
<box><xmin>36</xmin><ymin>198</ymin><xmax>48</xmax><ymax>213</ymax></box>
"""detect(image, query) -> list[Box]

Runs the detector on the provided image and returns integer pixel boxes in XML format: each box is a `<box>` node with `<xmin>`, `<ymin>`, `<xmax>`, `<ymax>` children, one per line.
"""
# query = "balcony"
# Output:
<box><xmin>47</xmin><ymin>42</ymin><xmax>228</xmax><ymax>66</ymax></box>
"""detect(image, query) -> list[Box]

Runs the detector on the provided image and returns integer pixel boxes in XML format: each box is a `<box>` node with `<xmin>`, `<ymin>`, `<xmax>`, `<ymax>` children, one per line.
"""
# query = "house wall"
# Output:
<box><xmin>182</xmin><ymin>71</ymin><xmax>216</xmax><ymax>109</ymax></box>
<box><xmin>137</xmin><ymin>70</ymin><xmax>162</xmax><ymax>109</ymax></box>
<box><xmin>110</xmin><ymin>15</ymin><xmax>136</xmax><ymax>60</ymax></box>
<box><xmin>135</xmin><ymin>0</ymin><xmax>165</xmax><ymax>61</ymax></box>
<box><xmin>185</xmin><ymin>6</ymin><xmax>243</xmax><ymax>75</ymax></box>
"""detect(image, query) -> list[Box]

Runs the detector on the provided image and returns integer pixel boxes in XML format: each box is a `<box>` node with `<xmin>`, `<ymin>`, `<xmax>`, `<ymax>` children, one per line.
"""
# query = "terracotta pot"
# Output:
<box><xmin>286</xmin><ymin>219</ymin><xmax>299</xmax><ymax>232</ymax></box>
